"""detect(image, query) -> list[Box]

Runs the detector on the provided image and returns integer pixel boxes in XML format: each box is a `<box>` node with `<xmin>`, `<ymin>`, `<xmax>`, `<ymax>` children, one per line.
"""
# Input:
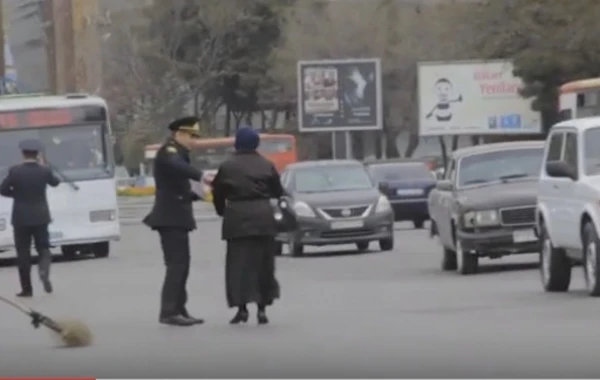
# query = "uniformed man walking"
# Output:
<box><xmin>143</xmin><ymin>116</ymin><xmax>204</xmax><ymax>326</ymax></box>
<box><xmin>0</xmin><ymin>139</ymin><xmax>60</xmax><ymax>297</ymax></box>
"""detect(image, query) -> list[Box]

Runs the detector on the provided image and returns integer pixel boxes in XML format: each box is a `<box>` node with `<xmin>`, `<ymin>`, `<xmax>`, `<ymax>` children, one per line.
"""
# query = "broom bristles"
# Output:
<box><xmin>49</xmin><ymin>319</ymin><xmax>93</xmax><ymax>347</ymax></box>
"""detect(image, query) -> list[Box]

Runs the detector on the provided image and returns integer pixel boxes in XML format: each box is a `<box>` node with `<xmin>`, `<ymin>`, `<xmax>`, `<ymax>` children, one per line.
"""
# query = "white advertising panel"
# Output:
<box><xmin>418</xmin><ymin>60</ymin><xmax>542</xmax><ymax>136</ymax></box>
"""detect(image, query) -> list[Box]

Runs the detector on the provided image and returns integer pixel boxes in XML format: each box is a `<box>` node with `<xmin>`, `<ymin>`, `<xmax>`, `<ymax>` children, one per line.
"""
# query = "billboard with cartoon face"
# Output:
<box><xmin>418</xmin><ymin>60</ymin><xmax>542</xmax><ymax>136</ymax></box>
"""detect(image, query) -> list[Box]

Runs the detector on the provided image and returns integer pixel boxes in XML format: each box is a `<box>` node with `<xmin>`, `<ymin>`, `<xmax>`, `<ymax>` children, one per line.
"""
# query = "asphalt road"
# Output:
<box><xmin>1</xmin><ymin>208</ymin><xmax>600</xmax><ymax>377</ymax></box>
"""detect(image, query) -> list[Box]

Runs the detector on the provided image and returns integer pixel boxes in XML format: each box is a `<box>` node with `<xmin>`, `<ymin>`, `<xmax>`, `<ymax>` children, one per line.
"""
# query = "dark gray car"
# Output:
<box><xmin>428</xmin><ymin>141</ymin><xmax>545</xmax><ymax>275</ymax></box>
<box><xmin>276</xmin><ymin>160</ymin><xmax>394</xmax><ymax>256</ymax></box>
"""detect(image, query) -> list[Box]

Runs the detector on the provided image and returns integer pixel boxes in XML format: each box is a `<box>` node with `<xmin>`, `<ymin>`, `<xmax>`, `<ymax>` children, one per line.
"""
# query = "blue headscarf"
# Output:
<box><xmin>234</xmin><ymin>126</ymin><xmax>260</xmax><ymax>152</ymax></box>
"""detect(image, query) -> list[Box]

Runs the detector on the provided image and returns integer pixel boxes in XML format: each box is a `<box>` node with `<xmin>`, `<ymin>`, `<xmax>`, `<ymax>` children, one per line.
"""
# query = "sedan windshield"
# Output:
<box><xmin>457</xmin><ymin>147</ymin><xmax>543</xmax><ymax>188</ymax></box>
<box><xmin>584</xmin><ymin>127</ymin><xmax>600</xmax><ymax>175</ymax></box>
<box><xmin>0</xmin><ymin>124</ymin><xmax>111</xmax><ymax>181</ymax></box>
<box><xmin>294</xmin><ymin>165</ymin><xmax>373</xmax><ymax>193</ymax></box>
<box><xmin>369</xmin><ymin>163</ymin><xmax>433</xmax><ymax>181</ymax></box>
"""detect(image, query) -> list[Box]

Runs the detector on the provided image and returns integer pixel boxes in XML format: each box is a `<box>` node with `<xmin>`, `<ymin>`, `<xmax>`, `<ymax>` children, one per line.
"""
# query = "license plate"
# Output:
<box><xmin>49</xmin><ymin>231</ymin><xmax>63</xmax><ymax>240</ymax></box>
<box><xmin>513</xmin><ymin>229</ymin><xmax>536</xmax><ymax>243</ymax></box>
<box><xmin>396</xmin><ymin>189</ymin><xmax>424</xmax><ymax>196</ymax></box>
<box><xmin>331</xmin><ymin>220</ymin><xmax>364</xmax><ymax>230</ymax></box>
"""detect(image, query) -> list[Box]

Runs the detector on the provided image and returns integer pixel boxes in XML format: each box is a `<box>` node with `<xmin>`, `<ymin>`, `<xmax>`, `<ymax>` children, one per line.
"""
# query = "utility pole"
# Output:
<box><xmin>0</xmin><ymin>0</ymin><xmax>6</xmax><ymax>94</ymax></box>
<box><xmin>42</xmin><ymin>0</ymin><xmax>57</xmax><ymax>94</ymax></box>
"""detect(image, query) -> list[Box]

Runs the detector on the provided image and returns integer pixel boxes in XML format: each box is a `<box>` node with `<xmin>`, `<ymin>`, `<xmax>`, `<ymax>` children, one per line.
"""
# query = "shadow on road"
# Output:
<box><xmin>478</xmin><ymin>261</ymin><xmax>539</xmax><ymax>274</ymax></box>
<box><xmin>279</xmin><ymin>248</ymin><xmax>382</xmax><ymax>259</ymax></box>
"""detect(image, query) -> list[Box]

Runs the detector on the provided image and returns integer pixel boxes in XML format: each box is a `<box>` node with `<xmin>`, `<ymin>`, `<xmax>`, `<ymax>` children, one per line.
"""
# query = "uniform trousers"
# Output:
<box><xmin>158</xmin><ymin>228</ymin><xmax>191</xmax><ymax>318</ymax></box>
<box><xmin>13</xmin><ymin>224</ymin><xmax>52</xmax><ymax>293</ymax></box>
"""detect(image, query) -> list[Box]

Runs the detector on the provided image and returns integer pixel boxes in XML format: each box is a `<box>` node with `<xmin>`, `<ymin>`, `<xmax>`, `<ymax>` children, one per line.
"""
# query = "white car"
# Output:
<box><xmin>536</xmin><ymin>116</ymin><xmax>600</xmax><ymax>296</ymax></box>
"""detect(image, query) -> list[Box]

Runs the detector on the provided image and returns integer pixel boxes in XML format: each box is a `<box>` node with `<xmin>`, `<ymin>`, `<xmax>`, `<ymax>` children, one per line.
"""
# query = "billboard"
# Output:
<box><xmin>297</xmin><ymin>58</ymin><xmax>383</xmax><ymax>132</ymax></box>
<box><xmin>418</xmin><ymin>60</ymin><xmax>542</xmax><ymax>136</ymax></box>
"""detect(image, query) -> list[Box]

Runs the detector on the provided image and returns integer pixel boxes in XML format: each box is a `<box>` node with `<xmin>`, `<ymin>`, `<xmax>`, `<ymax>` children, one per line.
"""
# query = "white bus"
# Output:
<box><xmin>0</xmin><ymin>94</ymin><xmax>120</xmax><ymax>259</ymax></box>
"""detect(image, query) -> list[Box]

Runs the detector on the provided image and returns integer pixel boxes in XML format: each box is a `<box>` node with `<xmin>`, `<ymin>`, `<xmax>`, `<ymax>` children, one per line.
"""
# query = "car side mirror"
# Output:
<box><xmin>436</xmin><ymin>179</ymin><xmax>453</xmax><ymax>191</ymax></box>
<box><xmin>546</xmin><ymin>160</ymin><xmax>577</xmax><ymax>181</ymax></box>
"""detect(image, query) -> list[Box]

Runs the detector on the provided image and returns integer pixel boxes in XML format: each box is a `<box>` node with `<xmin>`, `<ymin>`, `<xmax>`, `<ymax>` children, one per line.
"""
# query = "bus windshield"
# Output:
<box><xmin>0</xmin><ymin>124</ymin><xmax>111</xmax><ymax>181</ymax></box>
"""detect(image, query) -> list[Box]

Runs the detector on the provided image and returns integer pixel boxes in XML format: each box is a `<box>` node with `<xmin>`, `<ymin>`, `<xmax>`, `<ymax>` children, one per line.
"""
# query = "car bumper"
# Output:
<box><xmin>277</xmin><ymin>212</ymin><xmax>394</xmax><ymax>246</ymax></box>
<box><xmin>456</xmin><ymin>226</ymin><xmax>540</xmax><ymax>256</ymax></box>
<box><xmin>389</xmin><ymin>198</ymin><xmax>429</xmax><ymax>220</ymax></box>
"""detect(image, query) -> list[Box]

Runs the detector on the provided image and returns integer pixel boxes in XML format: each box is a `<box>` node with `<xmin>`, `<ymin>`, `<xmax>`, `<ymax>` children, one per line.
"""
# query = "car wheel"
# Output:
<box><xmin>539</xmin><ymin>222</ymin><xmax>571</xmax><ymax>292</ymax></box>
<box><xmin>413</xmin><ymin>219</ymin><xmax>425</xmax><ymax>229</ymax></box>
<box><xmin>441</xmin><ymin>247</ymin><xmax>457</xmax><ymax>271</ymax></box>
<box><xmin>61</xmin><ymin>245</ymin><xmax>78</xmax><ymax>260</ymax></box>
<box><xmin>289</xmin><ymin>239</ymin><xmax>304</xmax><ymax>257</ymax></box>
<box><xmin>91</xmin><ymin>242</ymin><xmax>110</xmax><ymax>258</ymax></box>
<box><xmin>455</xmin><ymin>239</ymin><xmax>478</xmax><ymax>275</ymax></box>
<box><xmin>583</xmin><ymin>223</ymin><xmax>600</xmax><ymax>297</ymax></box>
<box><xmin>356</xmin><ymin>242</ymin><xmax>369</xmax><ymax>252</ymax></box>
<box><xmin>379</xmin><ymin>238</ymin><xmax>394</xmax><ymax>251</ymax></box>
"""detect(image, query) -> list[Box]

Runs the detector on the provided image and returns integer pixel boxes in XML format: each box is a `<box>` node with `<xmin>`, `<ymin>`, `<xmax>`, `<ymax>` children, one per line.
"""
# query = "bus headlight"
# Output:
<box><xmin>89</xmin><ymin>209</ymin><xmax>116</xmax><ymax>222</ymax></box>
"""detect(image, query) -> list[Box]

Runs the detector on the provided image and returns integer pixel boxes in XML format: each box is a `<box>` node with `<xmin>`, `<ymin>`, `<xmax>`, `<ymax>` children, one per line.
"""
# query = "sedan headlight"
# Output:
<box><xmin>463</xmin><ymin>209</ymin><xmax>499</xmax><ymax>227</ymax></box>
<box><xmin>375</xmin><ymin>195</ymin><xmax>392</xmax><ymax>214</ymax></box>
<box><xmin>89</xmin><ymin>209</ymin><xmax>117</xmax><ymax>222</ymax></box>
<box><xmin>293</xmin><ymin>201</ymin><xmax>316</xmax><ymax>218</ymax></box>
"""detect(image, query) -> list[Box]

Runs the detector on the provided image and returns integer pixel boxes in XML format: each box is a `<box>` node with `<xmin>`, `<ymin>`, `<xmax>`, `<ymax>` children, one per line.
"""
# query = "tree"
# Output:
<box><xmin>465</xmin><ymin>0</ymin><xmax>600</xmax><ymax>133</ymax></box>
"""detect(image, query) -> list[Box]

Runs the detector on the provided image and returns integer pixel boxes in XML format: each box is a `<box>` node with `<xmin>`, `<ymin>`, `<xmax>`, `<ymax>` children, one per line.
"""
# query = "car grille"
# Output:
<box><xmin>321</xmin><ymin>228</ymin><xmax>375</xmax><ymax>239</ymax></box>
<box><xmin>320</xmin><ymin>205</ymin><xmax>369</xmax><ymax>219</ymax></box>
<box><xmin>500</xmin><ymin>206</ymin><xmax>536</xmax><ymax>226</ymax></box>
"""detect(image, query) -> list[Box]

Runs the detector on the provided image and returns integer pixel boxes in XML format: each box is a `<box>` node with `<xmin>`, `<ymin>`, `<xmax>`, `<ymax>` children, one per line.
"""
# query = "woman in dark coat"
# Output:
<box><xmin>211</xmin><ymin>127</ymin><xmax>284</xmax><ymax>325</ymax></box>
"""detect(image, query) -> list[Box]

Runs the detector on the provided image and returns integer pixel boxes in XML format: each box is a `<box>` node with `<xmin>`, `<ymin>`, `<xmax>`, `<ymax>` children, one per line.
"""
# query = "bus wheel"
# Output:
<box><xmin>91</xmin><ymin>242</ymin><xmax>110</xmax><ymax>258</ymax></box>
<box><xmin>61</xmin><ymin>245</ymin><xmax>78</xmax><ymax>260</ymax></box>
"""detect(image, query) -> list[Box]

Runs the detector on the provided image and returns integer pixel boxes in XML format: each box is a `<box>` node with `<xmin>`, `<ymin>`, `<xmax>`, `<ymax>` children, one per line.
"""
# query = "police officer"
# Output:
<box><xmin>143</xmin><ymin>116</ymin><xmax>204</xmax><ymax>327</ymax></box>
<box><xmin>0</xmin><ymin>139</ymin><xmax>60</xmax><ymax>297</ymax></box>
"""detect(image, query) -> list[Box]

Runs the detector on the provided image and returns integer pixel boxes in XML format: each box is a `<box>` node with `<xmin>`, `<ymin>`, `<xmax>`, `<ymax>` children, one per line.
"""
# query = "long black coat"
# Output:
<box><xmin>0</xmin><ymin>162</ymin><xmax>60</xmax><ymax>227</ymax></box>
<box><xmin>143</xmin><ymin>139</ymin><xmax>202</xmax><ymax>231</ymax></box>
<box><xmin>212</xmin><ymin>151</ymin><xmax>284</xmax><ymax>240</ymax></box>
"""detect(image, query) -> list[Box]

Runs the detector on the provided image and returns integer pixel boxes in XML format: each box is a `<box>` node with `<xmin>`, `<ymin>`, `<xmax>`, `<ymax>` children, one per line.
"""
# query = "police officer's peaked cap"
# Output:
<box><xmin>18</xmin><ymin>138</ymin><xmax>43</xmax><ymax>152</ymax></box>
<box><xmin>168</xmin><ymin>116</ymin><xmax>201</xmax><ymax>136</ymax></box>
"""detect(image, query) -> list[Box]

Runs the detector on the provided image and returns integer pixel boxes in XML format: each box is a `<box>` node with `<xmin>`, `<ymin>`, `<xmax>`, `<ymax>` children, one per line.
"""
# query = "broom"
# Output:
<box><xmin>0</xmin><ymin>294</ymin><xmax>93</xmax><ymax>347</ymax></box>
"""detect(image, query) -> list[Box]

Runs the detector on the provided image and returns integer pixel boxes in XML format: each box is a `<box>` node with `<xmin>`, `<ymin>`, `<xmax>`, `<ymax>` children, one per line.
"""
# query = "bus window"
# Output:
<box><xmin>258</xmin><ymin>139</ymin><xmax>293</xmax><ymax>154</ymax></box>
<box><xmin>191</xmin><ymin>145</ymin><xmax>235</xmax><ymax>171</ymax></box>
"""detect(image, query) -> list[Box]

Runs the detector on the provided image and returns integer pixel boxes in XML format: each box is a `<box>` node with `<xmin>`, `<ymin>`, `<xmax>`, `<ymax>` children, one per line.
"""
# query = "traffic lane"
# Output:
<box><xmin>0</xmin><ymin>223</ymin><xmax>599</xmax><ymax>377</ymax></box>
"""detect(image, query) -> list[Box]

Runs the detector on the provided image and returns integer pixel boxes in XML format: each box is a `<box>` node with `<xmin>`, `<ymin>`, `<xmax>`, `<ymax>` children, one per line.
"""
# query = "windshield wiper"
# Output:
<box><xmin>499</xmin><ymin>173</ymin><xmax>530</xmax><ymax>181</ymax></box>
<box><xmin>46</xmin><ymin>161</ymin><xmax>80</xmax><ymax>191</ymax></box>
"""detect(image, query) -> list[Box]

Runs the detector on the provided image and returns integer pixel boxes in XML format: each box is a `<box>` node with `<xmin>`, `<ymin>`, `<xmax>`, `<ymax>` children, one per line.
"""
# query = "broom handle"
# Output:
<box><xmin>0</xmin><ymin>295</ymin><xmax>62</xmax><ymax>333</ymax></box>
<box><xmin>0</xmin><ymin>294</ymin><xmax>34</xmax><ymax>315</ymax></box>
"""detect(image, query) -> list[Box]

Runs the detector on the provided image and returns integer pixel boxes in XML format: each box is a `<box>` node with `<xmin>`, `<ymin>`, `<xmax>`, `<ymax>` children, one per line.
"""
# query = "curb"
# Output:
<box><xmin>120</xmin><ymin>214</ymin><xmax>219</xmax><ymax>226</ymax></box>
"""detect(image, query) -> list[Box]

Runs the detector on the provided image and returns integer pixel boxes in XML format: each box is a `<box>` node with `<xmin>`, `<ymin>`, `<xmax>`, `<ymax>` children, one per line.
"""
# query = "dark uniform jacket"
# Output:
<box><xmin>212</xmin><ymin>151</ymin><xmax>284</xmax><ymax>240</ymax></box>
<box><xmin>143</xmin><ymin>139</ymin><xmax>202</xmax><ymax>231</ymax></box>
<box><xmin>0</xmin><ymin>162</ymin><xmax>60</xmax><ymax>227</ymax></box>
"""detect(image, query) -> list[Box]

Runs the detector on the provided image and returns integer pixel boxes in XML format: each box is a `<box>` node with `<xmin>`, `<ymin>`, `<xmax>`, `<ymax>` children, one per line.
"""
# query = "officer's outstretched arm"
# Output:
<box><xmin>47</xmin><ymin>168</ymin><xmax>60</xmax><ymax>187</ymax></box>
<box><xmin>165</xmin><ymin>154</ymin><xmax>202</xmax><ymax>181</ymax></box>
<box><xmin>0</xmin><ymin>170</ymin><xmax>14</xmax><ymax>197</ymax></box>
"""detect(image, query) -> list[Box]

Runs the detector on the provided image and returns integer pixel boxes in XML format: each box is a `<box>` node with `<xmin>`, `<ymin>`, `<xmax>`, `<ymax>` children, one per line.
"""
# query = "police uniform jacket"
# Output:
<box><xmin>0</xmin><ymin>162</ymin><xmax>60</xmax><ymax>227</ymax></box>
<box><xmin>143</xmin><ymin>139</ymin><xmax>202</xmax><ymax>231</ymax></box>
<box><xmin>212</xmin><ymin>151</ymin><xmax>284</xmax><ymax>240</ymax></box>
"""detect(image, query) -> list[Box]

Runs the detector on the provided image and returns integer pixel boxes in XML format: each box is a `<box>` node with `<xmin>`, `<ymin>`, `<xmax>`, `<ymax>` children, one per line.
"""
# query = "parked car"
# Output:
<box><xmin>429</xmin><ymin>141</ymin><xmax>545</xmax><ymax>275</ymax></box>
<box><xmin>365</xmin><ymin>160</ymin><xmax>436</xmax><ymax>228</ymax></box>
<box><xmin>536</xmin><ymin>118</ymin><xmax>600</xmax><ymax>296</ymax></box>
<box><xmin>275</xmin><ymin>160</ymin><xmax>395</xmax><ymax>256</ymax></box>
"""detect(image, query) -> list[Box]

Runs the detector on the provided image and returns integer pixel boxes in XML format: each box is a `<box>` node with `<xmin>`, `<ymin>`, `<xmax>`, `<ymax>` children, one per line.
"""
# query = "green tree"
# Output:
<box><xmin>467</xmin><ymin>0</ymin><xmax>600</xmax><ymax>133</ymax></box>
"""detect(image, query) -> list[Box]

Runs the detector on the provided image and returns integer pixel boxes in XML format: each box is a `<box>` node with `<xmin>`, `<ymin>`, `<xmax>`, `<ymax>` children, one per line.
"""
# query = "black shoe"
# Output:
<box><xmin>41</xmin><ymin>277</ymin><xmax>53</xmax><ymax>294</ymax></box>
<box><xmin>182</xmin><ymin>314</ymin><xmax>205</xmax><ymax>325</ymax></box>
<box><xmin>159</xmin><ymin>315</ymin><xmax>195</xmax><ymax>326</ymax></box>
<box><xmin>16</xmin><ymin>291</ymin><xmax>32</xmax><ymax>298</ymax></box>
<box><xmin>257</xmin><ymin>311</ymin><xmax>269</xmax><ymax>325</ymax></box>
<box><xmin>230</xmin><ymin>310</ymin><xmax>249</xmax><ymax>324</ymax></box>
